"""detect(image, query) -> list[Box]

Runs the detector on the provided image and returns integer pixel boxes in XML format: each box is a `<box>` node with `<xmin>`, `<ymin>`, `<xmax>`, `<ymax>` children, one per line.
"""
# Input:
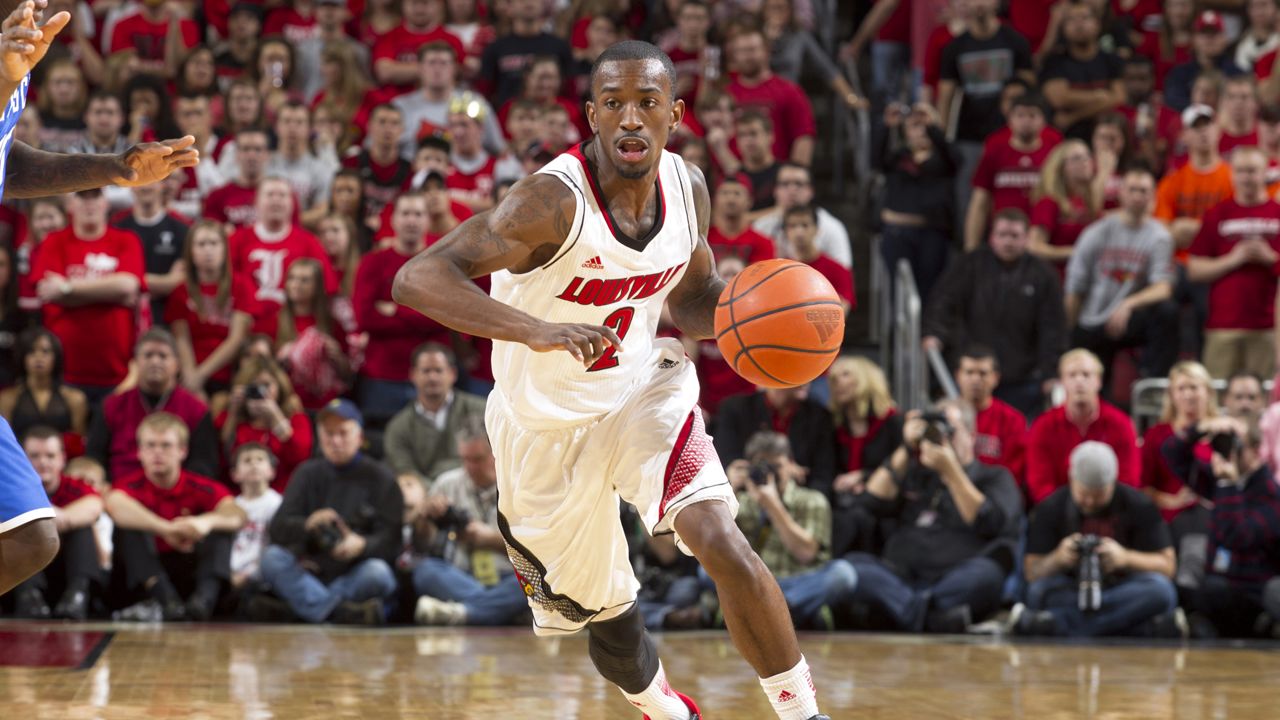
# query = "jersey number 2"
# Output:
<box><xmin>587</xmin><ymin>307</ymin><xmax>634</xmax><ymax>372</ymax></box>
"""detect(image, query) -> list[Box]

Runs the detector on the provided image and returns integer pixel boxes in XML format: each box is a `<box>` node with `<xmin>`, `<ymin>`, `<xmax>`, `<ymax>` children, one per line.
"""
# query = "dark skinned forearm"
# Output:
<box><xmin>4</xmin><ymin>142</ymin><xmax>123</xmax><ymax>198</ymax></box>
<box><xmin>669</xmin><ymin>274</ymin><xmax>726</xmax><ymax>340</ymax></box>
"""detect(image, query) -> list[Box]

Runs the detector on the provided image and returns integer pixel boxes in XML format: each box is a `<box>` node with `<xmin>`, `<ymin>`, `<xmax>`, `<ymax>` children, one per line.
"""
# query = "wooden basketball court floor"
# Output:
<box><xmin>2</xmin><ymin>621</ymin><xmax>1279</xmax><ymax>719</ymax></box>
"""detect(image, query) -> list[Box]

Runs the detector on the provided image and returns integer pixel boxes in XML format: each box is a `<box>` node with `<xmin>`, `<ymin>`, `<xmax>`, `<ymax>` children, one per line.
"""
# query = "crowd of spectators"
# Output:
<box><xmin>1</xmin><ymin>0</ymin><xmax>1278</xmax><ymax>642</ymax></box>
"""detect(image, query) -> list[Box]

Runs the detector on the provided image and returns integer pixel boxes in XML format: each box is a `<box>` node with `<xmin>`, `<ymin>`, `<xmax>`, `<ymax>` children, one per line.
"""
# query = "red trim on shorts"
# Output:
<box><xmin>659</xmin><ymin>410</ymin><xmax>711</xmax><ymax>517</ymax></box>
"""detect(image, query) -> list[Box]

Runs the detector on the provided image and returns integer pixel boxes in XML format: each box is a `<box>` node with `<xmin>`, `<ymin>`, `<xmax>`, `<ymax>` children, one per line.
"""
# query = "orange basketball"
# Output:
<box><xmin>714</xmin><ymin>259</ymin><xmax>845</xmax><ymax>388</ymax></box>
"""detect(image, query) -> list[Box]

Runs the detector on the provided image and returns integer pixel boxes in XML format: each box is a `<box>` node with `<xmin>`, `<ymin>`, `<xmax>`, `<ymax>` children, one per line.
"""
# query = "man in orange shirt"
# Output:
<box><xmin>1154</xmin><ymin>104</ymin><xmax>1233</xmax><ymax>357</ymax></box>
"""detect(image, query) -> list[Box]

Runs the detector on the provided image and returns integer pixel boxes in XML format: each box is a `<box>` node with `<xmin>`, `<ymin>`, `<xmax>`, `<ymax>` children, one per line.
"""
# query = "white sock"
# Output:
<box><xmin>760</xmin><ymin>655</ymin><xmax>820</xmax><ymax>720</ymax></box>
<box><xmin>620</xmin><ymin>661</ymin><xmax>690</xmax><ymax>719</ymax></box>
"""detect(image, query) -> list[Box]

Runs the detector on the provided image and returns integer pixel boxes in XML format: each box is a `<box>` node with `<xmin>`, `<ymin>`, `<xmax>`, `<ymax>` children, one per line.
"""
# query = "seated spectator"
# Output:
<box><xmin>217</xmin><ymin>356</ymin><xmax>314</xmax><ymax>493</ymax></box>
<box><xmin>708</xmin><ymin>174</ymin><xmax>775</xmax><ymax>265</ymax></box>
<box><xmin>1165</xmin><ymin>11</ymin><xmax>1244</xmax><ymax>112</ymax></box>
<box><xmin>1223</xmin><ymin>371</ymin><xmax>1265</xmax><ymax>418</ymax></box>
<box><xmin>342</xmin><ymin>104</ymin><xmax>414</xmax><ymax>224</ymax></box>
<box><xmin>1029</xmin><ymin>140</ymin><xmax>1101</xmax><ymax>273</ymax></box>
<box><xmin>1027</xmin><ymin>349</ymin><xmax>1141</xmax><ymax>505</ymax></box>
<box><xmin>385</xmin><ymin>343</ymin><xmax>487</xmax><ymax>486</ymax></box>
<box><xmin>113</xmin><ymin>182</ymin><xmax>192</xmax><ymax>325</ymax></box>
<box><xmin>0</xmin><ymin>328</ymin><xmax>89</xmax><ymax>446</ymax></box>
<box><xmin>964</xmin><ymin>94</ymin><xmax>1059</xmax><ymax>251</ymax></box>
<box><xmin>1142</xmin><ymin>362</ymin><xmax>1218</xmax><ymax>524</ymax></box>
<box><xmin>720</xmin><ymin>431</ymin><xmax>856</xmax><ymax>629</ymax></box>
<box><xmin>66</xmin><ymin>456</ymin><xmax>111</xmax><ymax>571</ymax></box>
<box><xmin>783</xmin><ymin>205</ymin><xmax>854</xmax><ymax>312</ymax></box>
<box><xmin>412</xmin><ymin>419</ymin><xmax>528</xmax><ymax>626</ymax></box>
<box><xmin>714</xmin><ymin>384</ymin><xmax>837</xmax><ymax>499</ymax></box>
<box><xmin>268</xmin><ymin>102</ymin><xmax>340</xmax><ymax>227</ymax></box>
<box><xmin>88</xmin><ymin>329</ymin><xmax>220</xmax><ymax>483</ymax></box>
<box><xmin>229</xmin><ymin>177</ymin><xmax>336</xmax><ymax>324</ymax></box>
<box><xmin>9</xmin><ymin>427</ymin><xmax>104</xmax><ymax>620</ymax></box>
<box><xmin>33</xmin><ymin>188</ymin><xmax>144</xmax><ymax>403</ymax></box>
<box><xmin>924</xmin><ymin>209</ymin><xmax>1068</xmax><ymax>418</ymax></box>
<box><xmin>725</xmin><ymin>26</ymin><xmax>815</xmax><ymax>166</ymax></box>
<box><xmin>107</xmin><ymin>413</ymin><xmax>246</xmax><ymax>621</ymax></box>
<box><xmin>204</xmin><ymin>127</ymin><xmax>269</xmax><ymax>231</ymax></box>
<box><xmin>167</xmin><ymin>222</ymin><xmax>258</xmax><ymax>398</ymax></box>
<box><xmin>1065</xmin><ymin>167</ymin><xmax>1178</xmax><ymax>388</ymax></box>
<box><xmin>393</xmin><ymin>42</ymin><xmax>504</xmax><ymax>160</ymax></box>
<box><xmin>1187</xmin><ymin>147</ymin><xmax>1280</xmax><ymax>379</ymax></box>
<box><xmin>875</xmin><ymin>102</ymin><xmax>955</xmax><ymax>301</ymax></box>
<box><xmin>845</xmin><ymin>402</ymin><xmax>1023</xmax><ymax>633</ymax></box>
<box><xmin>1217</xmin><ymin>76</ymin><xmax>1261</xmax><ymax>156</ymax></box>
<box><xmin>228</xmin><ymin>443</ymin><xmax>283</xmax><ymax>592</ymax></box>
<box><xmin>955</xmin><ymin>346</ymin><xmax>1028</xmax><ymax>494</ymax></box>
<box><xmin>353</xmin><ymin>193</ymin><xmax>453</xmax><ymax>424</ymax></box>
<box><xmin>274</xmin><ymin>259</ymin><xmax>355</xmax><ymax>410</ymax></box>
<box><xmin>751</xmin><ymin>163</ymin><xmax>852</xmax><ymax>269</ymax></box>
<box><xmin>372</xmin><ymin>0</ymin><xmax>464</xmax><ymax>96</ymax></box>
<box><xmin>1017</xmin><ymin>442</ymin><xmax>1179</xmax><ymax>637</ymax></box>
<box><xmin>257</xmin><ymin>400</ymin><xmax>403</xmax><ymax>625</ymax></box>
<box><xmin>1040</xmin><ymin>0</ymin><xmax>1125</xmax><ymax>141</ymax></box>
<box><xmin>1164</xmin><ymin>416</ymin><xmax>1280</xmax><ymax>637</ymax></box>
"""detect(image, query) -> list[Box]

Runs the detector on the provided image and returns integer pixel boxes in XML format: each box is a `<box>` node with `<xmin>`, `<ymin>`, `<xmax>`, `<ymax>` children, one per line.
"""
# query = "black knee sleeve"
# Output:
<box><xmin>587</xmin><ymin>605</ymin><xmax>659</xmax><ymax>694</ymax></box>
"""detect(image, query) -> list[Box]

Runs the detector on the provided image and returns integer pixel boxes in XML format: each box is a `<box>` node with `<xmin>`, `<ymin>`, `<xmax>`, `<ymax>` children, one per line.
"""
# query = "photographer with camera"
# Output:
<box><xmin>217</xmin><ymin>355</ymin><xmax>314</xmax><ymax>492</ymax></box>
<box><xmin>723</xmin><ymin>431</ymin><xmax>857</xmax><ymax>629</ymax></box>
<box><xmin>1163</xmin><ymin>415</ymin><xmax>1280</xmax><ymax>637</ymax></box>
<box><xmin>844</xmin><ymin>400</ymin><xmax>1022</xmax><ymax>633</ymax></box>
<box><xmin>256</xmin><ymin>400</ymin><xmax>403</xmax><ymax>625</ymax></box>
<box><xmin>1017</xmin><ymin>442</ymin><xmax>1179</xmax><ymax>637</ymax></box>
<box><xmin>410</xmin><ymin>418</ymin><xmax>529</xmax><ymax>626</ymax></box>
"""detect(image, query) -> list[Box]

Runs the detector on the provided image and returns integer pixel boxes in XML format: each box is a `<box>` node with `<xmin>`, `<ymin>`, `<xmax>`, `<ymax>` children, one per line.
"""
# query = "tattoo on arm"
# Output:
<box><xmin>4</xmin><ymin>142</ymin><xmax>123</xmax><ymax>199</ymax></box>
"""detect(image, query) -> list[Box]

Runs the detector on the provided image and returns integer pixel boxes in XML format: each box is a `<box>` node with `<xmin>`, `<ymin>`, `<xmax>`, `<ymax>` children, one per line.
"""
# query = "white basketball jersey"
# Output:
<box><xmin>490</xmin><ymin>143</ymin><xmax>698</xmax><ymax>427</ymax></box>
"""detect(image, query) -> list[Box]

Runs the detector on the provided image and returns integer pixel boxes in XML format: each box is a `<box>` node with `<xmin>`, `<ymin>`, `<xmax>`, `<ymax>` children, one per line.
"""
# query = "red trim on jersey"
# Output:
<box><xmin>566</xmin><ymin>142</ymin><xmax>667</xmax><ymax>247</ymax></box>
<box><xmin>659</xmin><ymin>409</ymin><xmax>712</xmax><ymax>517</ymax></box>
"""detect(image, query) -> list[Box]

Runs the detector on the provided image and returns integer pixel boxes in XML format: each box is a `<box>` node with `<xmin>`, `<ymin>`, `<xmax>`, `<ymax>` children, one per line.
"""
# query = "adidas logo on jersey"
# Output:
<box><xmin>581</xmin><ymin>255</ymin><xmax>605</xmax><ymax>270</ymax></box>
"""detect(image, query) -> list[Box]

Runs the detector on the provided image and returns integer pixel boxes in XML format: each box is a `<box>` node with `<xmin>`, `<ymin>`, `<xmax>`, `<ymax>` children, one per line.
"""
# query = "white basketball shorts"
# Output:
<box><xmin>485</xmin><ymin>338</ymin><xmax>737</xmax><ymax>636</ymax></box>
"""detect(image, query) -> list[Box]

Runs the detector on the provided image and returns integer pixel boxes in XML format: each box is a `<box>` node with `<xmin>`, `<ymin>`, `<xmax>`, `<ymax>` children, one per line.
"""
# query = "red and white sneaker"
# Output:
<box><xmin>642</xmin><ymin>691</ymin><xmax>702</xmax><ymax>720</ymax></box>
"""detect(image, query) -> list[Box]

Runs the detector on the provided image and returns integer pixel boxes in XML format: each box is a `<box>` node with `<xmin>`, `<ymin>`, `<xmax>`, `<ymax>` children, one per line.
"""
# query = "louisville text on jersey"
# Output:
<box><xmin>554</xmin><ymin>263</ymin><xmax>687</xmax><ymax>307</ymax></box>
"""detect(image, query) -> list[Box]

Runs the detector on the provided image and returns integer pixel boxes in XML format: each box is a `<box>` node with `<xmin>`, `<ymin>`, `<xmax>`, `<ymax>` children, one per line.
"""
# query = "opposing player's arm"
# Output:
<box><xmin>665</xmin><ymin>161</ymin><xmax>726</xmax><ymax>341</ymax></box>
<box><xmin>392</xmin><ymin>172</ymin><xmax>621</xmax><ymax>366</ymax></box>
<box><xmin>3</xmin><ymin>137</ymin><xmax>198</xmax><ymax>198</ymax></box>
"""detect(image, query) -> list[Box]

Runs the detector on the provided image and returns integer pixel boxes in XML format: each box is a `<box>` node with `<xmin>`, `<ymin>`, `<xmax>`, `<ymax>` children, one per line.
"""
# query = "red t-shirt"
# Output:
<box><xmin>1031</xmin><ymin>195</ymin><xmax>1096</xmax><ymax>276</ymax></box>
<box><xmin>203</xmin><ymin>181</ymin><xmax>259</xmax><ymax>230</ymax></box>
<box><xmin>1025</xmin><ymin>402</ymin><xmax>1140</xmax><ymax>505</ymax></box>
<box><xmin>726</xmin><ymin>74</ymin><xmax>816</xmax><ymax>162</ymax></box>
<box><xmin>372</xmin><ymin>25</ymin><xmax>465</xmax><ymax>94</ymax></box>
<box><xmin>804</xmin><ymin>254</ymin><xmax>855</xmax><ymax>310</ymax></box>
<box><xmin>229</xmin><ymin>224</ymin><xmax>337</xmax><ymax>321</ymax></box>
<box><xmin>164</xmin><ymin>277</ymin><xmax>261</xmax><ymax>384</ymax></box>
<box><xmin>695</xmin><ymin>338</ymin><xmax>756</xmax><ymax>417</ymax></box>
<box><xmin>214</xmin><ymin>412</ymin><xmax>314</xmax><ymax>493</ymax></box>
<box><xmin>1008</xmin><ymin>1</ymin><xmax>1065</xmax><ymax>52</ymax></box>
<box><xmin>352</xmin><ymin>247</ymin><xmax>453</xmax><ymax>381</ymax></box>
<box><xmin>48</xmin><ymin>475</ymin><xmax>98</xmax><ymax>507</ymax></box>
<box><xmin>109</xmin><ymin>12</ymin><xmax>199</xmax><ymax>61</ymax></box>
<box><xmin>264</xmin><ymin>7</ymin><xmax>319</xmax><ymax>45</ymax></box>
<box><xmin>342</xmin><ymin>152</ymin><xmax>414</xmax><ymax>223</ymax></box>
<box><xmin>975</xmin><ymin>398</ymin><xmax>1028</xmax><ymax>490</ymax></box>
<box><xmin>1189</xmin><ymin>198</ymin><xmax>1280</xmax><ymax>330</ymax></box>
<box><xmin>35</xmin><ymin>227</ymin><xmax>146</xmax><ymax>387</ymax></box>
<box><xmin>115</xmin><ymin>469</ymin><xmax>231</xmax><ymax>552</ymax></box>
<box><xmin>708</xmin><ymin>225</ymin><xmax>776</xmax><ymax>265</ymax></box>
<box><xmin>1220</xmin><ymin>128</ymin><xmax>1260</xmax><ymax>159</ymax></box>
<box><xmin>446</xmin><ymin>155</ymin><xmax>499</xmax><ymax>207</ymax></box>
<box><xmin>972</xmin><ymin>137</ymin><xmax>1059</xmax><ymax>216</ymax></box>
<box><xmin>1117</xmin><ymin>102</ymin><xmax>1181</xmax><ymax>173</ymax></box>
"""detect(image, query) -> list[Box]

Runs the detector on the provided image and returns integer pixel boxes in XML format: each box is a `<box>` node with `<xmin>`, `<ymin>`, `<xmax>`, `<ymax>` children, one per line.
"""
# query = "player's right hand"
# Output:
<box><xmin>526</xmin><ymin>322</ymin><xmax>622</xmax><ymax>367</ymax></box>
<box><xmin>0</xmin><ymin>1</ymin><xmax>69</xmax><ymax>84</ymax></box>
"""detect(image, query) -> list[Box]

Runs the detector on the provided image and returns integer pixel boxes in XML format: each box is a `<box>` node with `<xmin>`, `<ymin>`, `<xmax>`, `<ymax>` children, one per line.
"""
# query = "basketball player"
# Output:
<box><xmin>0</xmin><ymin>0</ymin><xmax>199</xmax><ymax>597</ymax></box>
<box><xmin>395</xmin><ymin>42</ymin><xmax>828</xmax><ymax>720</ymax></box>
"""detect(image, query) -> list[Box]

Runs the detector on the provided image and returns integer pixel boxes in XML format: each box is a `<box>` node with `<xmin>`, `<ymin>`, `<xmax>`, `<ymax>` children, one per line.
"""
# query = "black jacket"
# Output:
<box><xmin>923</xmin><ymin>246</ymin><xmax>1067</xmax><ymax>385</ymax></box>
<box><xmin>269</xmin><ymin>453</ymin><xmax>404</xmax><ymax>582</ymax></box>
<box><xmin>712</xmin><ymin>392</ymin><xmax>838</xmax><ymax>499</ymax></box>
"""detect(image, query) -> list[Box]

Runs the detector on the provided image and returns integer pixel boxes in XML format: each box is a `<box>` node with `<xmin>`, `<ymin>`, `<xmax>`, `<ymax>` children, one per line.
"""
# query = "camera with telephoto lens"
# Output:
<box><xmin>435</xmin><ymin>505</ymin><xmax>472</xmax><ymax>532</ymax></box>
<box><xmin>747</xmin><ymin>461</ymin><xmax>776</xmax><ymax>487</ymax></box>
<box><xmin>1076</xmin><ymin>534</ymin><xmax>1103</xmax><ymax>612</ymax></box>
<box><xmin>1209</xmin><ymin>431</ymin><xmax>1241</xmax><ymax>458</ymax></box>
<box><xmin>918</xmin><ymin>411</ymin><xmax>955</xmax><ymax>446</ymax></box>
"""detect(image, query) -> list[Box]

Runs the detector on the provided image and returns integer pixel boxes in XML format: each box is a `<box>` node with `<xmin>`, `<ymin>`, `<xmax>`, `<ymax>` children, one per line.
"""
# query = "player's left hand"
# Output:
<box><xmin>0</xmin><ymin>0</ymin><xmax>69</xmax><ymax>84</ymax></box>
<box><xmin>112</xmin><ymin>135</ymin><xmax>200</xmax><ymax>187</ymax></box>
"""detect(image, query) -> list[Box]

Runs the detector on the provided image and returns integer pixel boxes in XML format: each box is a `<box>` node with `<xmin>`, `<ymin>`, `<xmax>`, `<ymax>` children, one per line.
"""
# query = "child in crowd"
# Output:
<box><xmin>66</xmin><ymin>456</ymin><xmax>111</xmax><ymax>571</ymax></box>
<box><xmin>229</xmin><ymin>443</ymin><xmax>283</xmax><ymax>591</ymax></box>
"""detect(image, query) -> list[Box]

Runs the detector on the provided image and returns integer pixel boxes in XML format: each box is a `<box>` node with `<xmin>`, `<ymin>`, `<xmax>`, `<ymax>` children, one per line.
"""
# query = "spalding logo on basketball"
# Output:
<box><xmin>713</xmin><ymin>259</ymin><xmax>845</xmax><ymax>388</ymax></box>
